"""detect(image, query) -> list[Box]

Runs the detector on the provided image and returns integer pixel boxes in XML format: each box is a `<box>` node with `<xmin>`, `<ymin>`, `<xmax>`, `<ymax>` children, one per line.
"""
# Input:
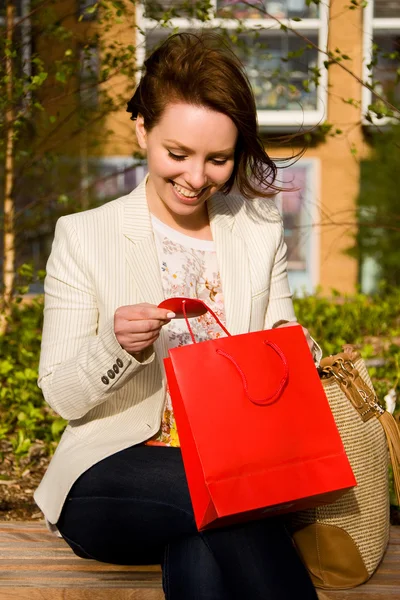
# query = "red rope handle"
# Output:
<box><xmin>182</xmin><ymin>300</ymin><xmax>197</xmax><ymax>344</ymax></box>
<box><xmin>181</xmin><ymin>299</ymin><xmax>231</xmax><ymax>344</ymax></box>
<box><xmin>216</xmin><ymin>341</ymin><xmax>289</xmax><ymax>406</ymax></box>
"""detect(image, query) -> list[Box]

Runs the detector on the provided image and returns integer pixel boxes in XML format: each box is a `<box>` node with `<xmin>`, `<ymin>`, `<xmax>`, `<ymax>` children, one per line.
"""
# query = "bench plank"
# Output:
<box><xmin>0</xmin><ymin>522</ymin><xmax>164</xmax><ymax>599</ymax></box>
<box><xmin>0</xmin><ymin>522</ymin><xmax>398</xmax><ymax>600</ymax></box>
<box><xmin>0</xmin><ymin>591</ymin><xmax>163</xmax><ymax>599</ymax></box>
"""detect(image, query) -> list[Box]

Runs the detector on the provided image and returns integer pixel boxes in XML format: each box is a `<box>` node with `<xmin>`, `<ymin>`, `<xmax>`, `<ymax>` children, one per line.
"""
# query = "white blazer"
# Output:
<box><xmin>34</xmin><ymin>177</ymin><xmax>299</xmax><ymax>525</ymax></box>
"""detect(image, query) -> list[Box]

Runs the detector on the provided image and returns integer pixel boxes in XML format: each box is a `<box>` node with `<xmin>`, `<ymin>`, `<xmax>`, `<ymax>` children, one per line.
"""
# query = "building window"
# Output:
<box><xmin>275</xmin><ymin>159</ymin><xmax>320</xmax><ymax>294</ymax></box>
<box><xmin>373</xmin><ymin>0</ymin><xmax>398</xmax><ymax>18</ymax></box>
<box><xmin>216</xmin><ymin>0</ymin><xmax>319</xmax><ymax>20</ymax></box>
<box><xmin>234</xmin><ymin>30</ymin><xmax>319</xmax><ymax>112</ymax></box>
<box><xmin>138</xmin><ymin>0</ymin><xmax>329</xmax><ymax>129</ymax></box>
<box><xmin>94</xmin><ymin>158</ymin><xmax>148</xmax><ymax>201</ymax></box>
<box><xmin>362</xmin><ymin>0</ymin><xmax>400</xmax><ymax>124</ymax></box>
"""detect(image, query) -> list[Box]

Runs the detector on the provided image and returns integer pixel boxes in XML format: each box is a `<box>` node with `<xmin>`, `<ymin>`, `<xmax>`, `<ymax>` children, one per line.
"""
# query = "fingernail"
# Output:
<box><xmin>167</xmin><ymin>312</ymin><xmax>176</xmax><ymax>318</ymax></box>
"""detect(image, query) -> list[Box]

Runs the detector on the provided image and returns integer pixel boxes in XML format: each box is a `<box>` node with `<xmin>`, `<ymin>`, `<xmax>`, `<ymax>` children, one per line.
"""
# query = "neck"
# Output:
<box><xmin>146</xmin><ymin>181</ymin><xmax>212</xmax><ymax>240</ymax></box>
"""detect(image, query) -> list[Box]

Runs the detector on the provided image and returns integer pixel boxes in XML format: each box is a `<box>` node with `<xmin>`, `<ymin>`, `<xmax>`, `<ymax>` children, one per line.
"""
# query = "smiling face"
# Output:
<box><xmin>136</xmin><ymin>103</ymin><xmax>238</xmax><ymax>227</ymax></box>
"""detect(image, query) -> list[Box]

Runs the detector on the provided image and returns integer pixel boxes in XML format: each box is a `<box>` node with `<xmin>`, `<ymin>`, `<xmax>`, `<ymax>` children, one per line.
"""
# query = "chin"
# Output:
<box><xmin>171</xmin><ymin>201</ymin><xmax>202</xmax><ymax>215</ymax></box>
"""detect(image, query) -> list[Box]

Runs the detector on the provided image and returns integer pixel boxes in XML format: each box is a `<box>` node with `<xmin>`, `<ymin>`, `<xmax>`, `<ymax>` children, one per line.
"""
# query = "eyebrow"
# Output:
<box><xmin>164</xmin><ymin>139</ymin><xmax>235</xmax><ymax>155</ymax></box>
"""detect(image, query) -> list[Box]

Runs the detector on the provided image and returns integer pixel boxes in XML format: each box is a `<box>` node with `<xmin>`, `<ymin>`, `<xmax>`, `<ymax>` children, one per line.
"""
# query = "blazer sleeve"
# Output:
<box><xmin>38</xmin><ymin>216</ymin><xmax>155</xmax><ymax>421</ymax></box>
<box><xmin>263</xmin><ymin>219</ymin><xmax>322</xmax><ymax>366</ymax></box>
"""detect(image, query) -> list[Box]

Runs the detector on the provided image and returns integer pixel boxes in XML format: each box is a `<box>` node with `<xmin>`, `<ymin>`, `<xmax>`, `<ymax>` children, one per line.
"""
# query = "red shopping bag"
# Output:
<box><xmin>162</xmin><ymin>298</ymin><xmax>356</xmax><ymax>531</ymax></box>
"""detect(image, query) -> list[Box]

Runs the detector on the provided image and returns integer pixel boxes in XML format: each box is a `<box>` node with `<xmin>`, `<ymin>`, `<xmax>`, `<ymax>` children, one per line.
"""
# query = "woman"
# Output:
<box><xmin>34</xmin><ymin>32</ymin><xmax>320</xmax><ymax>599</ymax></box>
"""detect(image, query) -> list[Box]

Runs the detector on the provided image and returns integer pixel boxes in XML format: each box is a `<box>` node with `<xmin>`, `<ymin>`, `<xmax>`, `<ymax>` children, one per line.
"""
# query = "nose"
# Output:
<box><xmin>184</xmin><ymin>161</ymin><xmax>209</xmax><ymax>191</ymax></box>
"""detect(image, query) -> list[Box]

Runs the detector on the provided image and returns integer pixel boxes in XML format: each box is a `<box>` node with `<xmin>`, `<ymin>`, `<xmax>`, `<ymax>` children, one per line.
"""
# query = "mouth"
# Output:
<box><xmin>171</xmin><ymin>181</ymin><xmax>209</xmax><ymax>203</ymax></box>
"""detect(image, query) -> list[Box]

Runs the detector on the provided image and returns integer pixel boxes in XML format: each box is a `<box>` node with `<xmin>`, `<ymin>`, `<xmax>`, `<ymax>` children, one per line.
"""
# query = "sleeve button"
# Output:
<box><xmin>116</xmin><ymin>358</ymin><xmax>123</xmax><ymax>368</ymax></box>
<box><xmin>101</xmin><ymin>376</ymin><xmax>109</xmax><ymax>385</ymax></box>
<box><xmin>107</xmin><ymin>369</ymin><xmax>116</xmax><ymax>379</ymax></box>
<box><xmin>113</xmin><ymin>364</ymin><xmax>119</xmax><ymax>374</ymax></box>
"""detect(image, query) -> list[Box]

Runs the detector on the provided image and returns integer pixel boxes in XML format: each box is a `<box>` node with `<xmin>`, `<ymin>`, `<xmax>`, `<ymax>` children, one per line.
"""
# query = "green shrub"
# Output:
<box><xmin>0</xmin><ymin>284</ymin><xmax>66</xmax><ymax>461</ymax></box>
<box><xmin>293</xmin><ymin>286</ymin><xmax>400</xmax><ymax>408</ymax></box>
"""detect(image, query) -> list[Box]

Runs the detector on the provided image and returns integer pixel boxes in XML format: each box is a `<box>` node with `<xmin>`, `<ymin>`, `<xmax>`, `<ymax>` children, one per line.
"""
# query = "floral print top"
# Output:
<box><xmin>145</xmin><ymin>215</ymin><xmax>227</xmax><ymax>448</ymax></box>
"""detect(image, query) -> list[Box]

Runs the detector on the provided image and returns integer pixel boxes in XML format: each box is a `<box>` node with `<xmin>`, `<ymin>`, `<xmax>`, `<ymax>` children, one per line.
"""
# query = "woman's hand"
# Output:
<box><xmin>273</xmin><ymin>320</ymin><xmax>314</xmax><ymax>354</ymax></box>
<box><xmin>114</xmin><ymin>303</ymin><xmax>175</xmax><ymax>355</ymax></box>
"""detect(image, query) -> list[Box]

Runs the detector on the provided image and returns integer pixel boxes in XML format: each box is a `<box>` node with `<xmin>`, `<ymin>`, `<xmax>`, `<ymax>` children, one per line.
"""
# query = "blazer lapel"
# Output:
<box><xmin>122</xmin><ymin>178</ymin><xmax>169</xmax><ymax>359</ymax></box>
<box><xmin>208</xmin><ymin>193</ymin><xmax>252</xmax><ymax>335</ymax></box>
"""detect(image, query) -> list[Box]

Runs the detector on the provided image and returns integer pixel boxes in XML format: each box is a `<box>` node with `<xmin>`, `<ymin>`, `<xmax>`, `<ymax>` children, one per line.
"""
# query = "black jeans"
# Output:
<box><xmin>57</xmin><ymin>445</ymin><xmax>317</xmax><ymax>600</ymax></box>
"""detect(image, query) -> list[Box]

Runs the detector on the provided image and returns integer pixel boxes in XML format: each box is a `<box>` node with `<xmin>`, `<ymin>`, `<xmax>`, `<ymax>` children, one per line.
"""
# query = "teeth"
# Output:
<box><xmin>173</xmin><ymin>183</ymin><xmax>199</xmax><ymax>198</ymax></box>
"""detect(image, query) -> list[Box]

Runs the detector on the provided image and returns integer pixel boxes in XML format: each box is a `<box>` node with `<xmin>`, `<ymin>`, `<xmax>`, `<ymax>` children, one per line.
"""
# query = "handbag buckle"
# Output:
<box><xmin>321</xmin><ymin>359</ymin><xmax>383</xmax><ymax>422</ymax></box>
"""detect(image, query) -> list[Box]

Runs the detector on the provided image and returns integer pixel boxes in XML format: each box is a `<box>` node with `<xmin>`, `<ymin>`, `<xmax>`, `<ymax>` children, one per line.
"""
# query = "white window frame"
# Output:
<box><xmin>136</xmin><ymin>1</ymin><xmax>329</xmax><ymax>130</ymax></box>
<box><xmin>362</xmin><ymin>0</ymin><xmax>400</xmax><ymax>126</ymax></box>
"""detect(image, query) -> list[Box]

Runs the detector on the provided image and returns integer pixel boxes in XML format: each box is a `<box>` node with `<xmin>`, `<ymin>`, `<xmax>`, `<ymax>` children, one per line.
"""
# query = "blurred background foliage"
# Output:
<box><xmin>351</xmin><ymin>124</ymin><xmax>400</xmax><ymax>289</ymax></box>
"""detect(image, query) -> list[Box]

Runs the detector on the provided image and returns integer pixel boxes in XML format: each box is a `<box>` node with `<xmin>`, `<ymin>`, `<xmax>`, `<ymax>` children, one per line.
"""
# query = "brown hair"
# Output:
<box><xmin>127</xmin><ymin>32</ymin><xmax>282</xmax><ymax>200</ymax></box>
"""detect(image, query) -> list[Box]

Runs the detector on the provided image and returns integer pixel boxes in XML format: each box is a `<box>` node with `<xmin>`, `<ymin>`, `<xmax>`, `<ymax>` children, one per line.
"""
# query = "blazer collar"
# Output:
<box><xmin>122</xmin><ymin>176</ymin><xmax>154</xmax><ymax>243</ymax></box>
<box><xmin>208</xmin><ymin>192</ymin><xmax>252</xmax><ymax>335</ymax></box>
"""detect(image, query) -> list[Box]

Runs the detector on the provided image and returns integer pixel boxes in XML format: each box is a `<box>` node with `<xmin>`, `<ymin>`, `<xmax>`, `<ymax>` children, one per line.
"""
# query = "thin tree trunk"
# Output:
<box><xmin>1</xmin><ymin>0</ymin><xmax>15</xmax><ymax>335</ymax></box>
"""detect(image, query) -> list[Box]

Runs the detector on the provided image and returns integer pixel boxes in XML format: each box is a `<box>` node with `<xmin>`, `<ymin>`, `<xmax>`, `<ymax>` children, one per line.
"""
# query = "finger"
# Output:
<box><xmin>121</xmin><ymin>330</ymin><xmax>161</xmax><ymax>344</ymax></box>
<box><xmin>125</xmin><ymin>335</ymin><xmax>160</xmax><ymax>354</ymax></box>
<box><xmin>120</xmin><ymin>319</ymin><xmax>165</xmax><ymax>335</ymax></box>
<box><xmin>118</xmin><ymin>305</ymin><xmax>175</xmax><ymax>321</ymax></box>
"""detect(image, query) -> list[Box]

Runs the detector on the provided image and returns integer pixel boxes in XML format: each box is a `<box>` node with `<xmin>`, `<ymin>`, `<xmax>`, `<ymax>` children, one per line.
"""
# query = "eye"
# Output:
<box><xmin>168</xmin><ymin>151</ymin><xmax>186</xmax><ymax>161</ymax></box>
<box><xmin>210</xmin><ymin>158</ymin><xmax>228</xmax><ymax>166</ymax></box>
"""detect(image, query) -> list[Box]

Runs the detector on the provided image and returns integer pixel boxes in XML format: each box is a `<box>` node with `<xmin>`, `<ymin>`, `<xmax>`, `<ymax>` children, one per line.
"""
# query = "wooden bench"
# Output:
<box><xmin>0</xmin><ymin>522</ymin><xmax>398</xmax><ymax>599</ymax></box>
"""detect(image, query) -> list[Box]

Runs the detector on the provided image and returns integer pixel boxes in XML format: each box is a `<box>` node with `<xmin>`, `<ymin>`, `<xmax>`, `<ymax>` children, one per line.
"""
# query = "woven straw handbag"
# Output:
<box><xmin>289</xmin><ymin>345</ymin><xmax>400</xmax><ymax>590</ymax></box>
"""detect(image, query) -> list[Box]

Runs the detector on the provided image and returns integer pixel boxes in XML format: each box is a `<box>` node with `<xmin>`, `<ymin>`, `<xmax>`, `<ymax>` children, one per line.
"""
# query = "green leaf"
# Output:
<box><xmin>31</xmin><ymin>72</ymin><xmax>48</xmax><ymax>87</ymax></box>
<box><xmin>55</xmin><ymin>71</ymin><xmax>67</xmax><ymax>83</ymax></box>
<box><xmin>51</xmin><ymin>418</ymin><xmax>67</xmax><ymax>439</ymax></box>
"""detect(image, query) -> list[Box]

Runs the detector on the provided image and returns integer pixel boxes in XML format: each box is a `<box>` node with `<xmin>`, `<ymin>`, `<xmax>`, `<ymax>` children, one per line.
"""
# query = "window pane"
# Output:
<box><xmin>216</xmin><ymin>0</ymin><xmax>319</xmax><ymax>20</ymax></box>
<box><xmin>372</xmin><ymin>33</ymin><xmax>400</xmax><ymax>109</ymax></box>
<box><xmin>236</xmin><ymin>31</ymin><xmax>319</xmax><ymax>110</ymax></box>
<box><xmin>144</xmin><ymin>0</ymin><xmax>205</xmax><ymax>20</ymax></box>
<box><xmin>280</xmin><ymin>167</ymin><xmax>308</xmax><ymax>270</ymax></box>
<box><xmin>373</xmin><ymin>0</ymin><xmax>399</xmax><ymax>18</ymax></box>
<box><xmin>145</xmin><ymin>28</ymin><xmax>170</xmax><ymax>56</ymax></box>
<box><xmin>266</xmin><ymin>162</ymin><xmax>318</xmax><ymax>294</ymax></box>
<box><xmin>94</xmin><ymin>160</ymin><xmax>148</xmax><ymax>202</ymax></box>
<box><xmin>145</xmin><ymin>29</ymin><xmax>319</xmax><ymax>112</ymax></box>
